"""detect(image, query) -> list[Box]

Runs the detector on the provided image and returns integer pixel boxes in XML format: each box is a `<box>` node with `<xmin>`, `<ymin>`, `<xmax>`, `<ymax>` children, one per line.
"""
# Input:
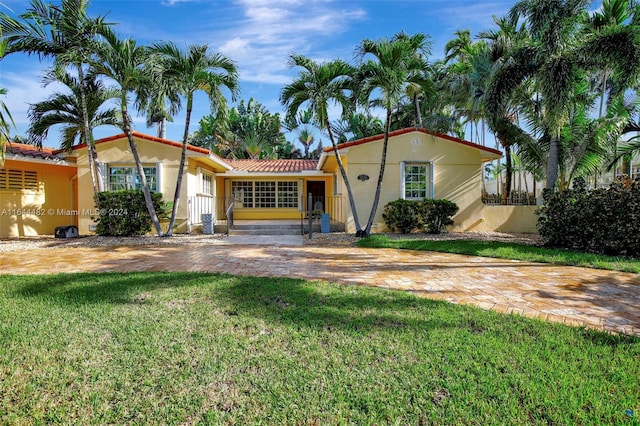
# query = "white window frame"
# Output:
<box><xmin>108</xmin><ymin>164</ymin><xmax>159</xmax><ymax>192</ymax></box>
<box><xmin>400</xmin><ymin>161</ymin><xmax>433</xmax><ymax>200</ymax></box>
<box><xmin>201</xmin><ymin>171</ymin><xmax>213</xmax><ymax>196</ymax></box>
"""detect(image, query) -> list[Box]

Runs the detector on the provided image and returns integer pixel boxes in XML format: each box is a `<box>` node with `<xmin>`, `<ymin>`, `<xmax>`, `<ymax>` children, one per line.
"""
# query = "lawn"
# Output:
<box><xmin>357</xmin><ymin>235</ymin><xmax>640</xmax><ymax>273</ymax></box>
<box><xmin>0</xmin><ymin>272</ymin><xmax>638</xmax><ymax>424</ymax></box>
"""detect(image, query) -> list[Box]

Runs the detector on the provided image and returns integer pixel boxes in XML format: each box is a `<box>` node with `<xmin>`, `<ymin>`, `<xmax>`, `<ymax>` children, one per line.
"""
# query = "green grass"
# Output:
<box><xmin>358</xmin><ymin>234</ymin><xmax>640</xmax><ymax>273</ymax></box>
<box><xmin>0</xmin><ymin>272</ymin><xmax>638</xmax><ymax>424</ymax></box>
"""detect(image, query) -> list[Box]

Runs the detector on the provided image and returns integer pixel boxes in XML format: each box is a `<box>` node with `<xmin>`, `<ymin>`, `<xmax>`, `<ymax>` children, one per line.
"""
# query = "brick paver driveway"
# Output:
<box><xmin>1</xmin><ymin>240</ymin><xmax>639</xmax><ymax>337</ymax></box>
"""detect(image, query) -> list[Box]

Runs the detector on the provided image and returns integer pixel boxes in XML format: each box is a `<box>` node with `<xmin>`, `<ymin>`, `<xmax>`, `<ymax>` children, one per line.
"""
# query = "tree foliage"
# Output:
<box><xmin>191</xmin><ymin>98</ymin><xmax>287</xmax><ymax>159</ymax></box>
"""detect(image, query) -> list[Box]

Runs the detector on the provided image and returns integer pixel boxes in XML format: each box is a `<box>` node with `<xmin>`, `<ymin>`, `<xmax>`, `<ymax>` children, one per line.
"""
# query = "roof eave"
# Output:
<box><xmin>4</xmin><ymin>154</ymin><xmax>75</xmax><ymax>167</ymax></box>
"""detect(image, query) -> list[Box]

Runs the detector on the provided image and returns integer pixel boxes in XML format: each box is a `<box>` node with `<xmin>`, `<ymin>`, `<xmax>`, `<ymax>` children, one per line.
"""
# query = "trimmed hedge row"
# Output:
<box><xmin>382</xmin><ymin>198</ymin><xmax>459</xmax><ymax>234</ymax></box>
<box><xmin>537</xmin><ymin>177</ymin><xmax>640</xmax><ymax>257</ymax></box>
<box><xmin>94</xmin><ymin>190</ymin><xmax>166</xmax><ymax>236</ymax></box>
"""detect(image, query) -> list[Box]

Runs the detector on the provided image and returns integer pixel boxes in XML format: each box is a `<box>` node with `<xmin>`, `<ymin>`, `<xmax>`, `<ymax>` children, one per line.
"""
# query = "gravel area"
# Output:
<box><xmin>0</xmin><ymin>231</ymin><xmax>539</xmax><ymax>252</ymax></box>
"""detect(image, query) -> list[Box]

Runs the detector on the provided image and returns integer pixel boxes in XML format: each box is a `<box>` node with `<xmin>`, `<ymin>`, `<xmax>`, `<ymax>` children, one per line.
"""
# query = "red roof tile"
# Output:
<box><xmin>229</xmin><ymin>159</ymin><xmax>319</xmax><ymax>173</ymax></box>
<box><xmin>5</xmin><ymin>142</ymin><xmax>63</xmax><ymax>161</ymax></box>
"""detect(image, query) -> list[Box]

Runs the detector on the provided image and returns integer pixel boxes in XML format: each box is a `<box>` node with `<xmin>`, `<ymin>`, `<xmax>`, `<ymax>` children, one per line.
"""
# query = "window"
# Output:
<box><xmin>231</xmin><ymin>180</ymin><xmax>299</xmax><ymax>208</ymax></box>
<box><xmin>402</xmin><ymin>162</ymin><xmax>431</xmax><ymax>200</ymax></box>
<box><xmin>255</xmin><ymin>181</ymin><xmax>276</xmax><ymax>208</ymax></box>
<box><xmin>202</xmin><ymin>173</ymin><xmax>213</xmax><ymax>195</ymax></box>
<box><xmin>278</xmin><ymin>181</ymin><xmax>298</xmax><ymax>208</ymax></box>
<box><xmin>0</xmin><ymin>169</ymin><xmax>39</xmax><ymax>190</ymax></box>
<box><xmin>232</xmin><ymin>181</ymin><xmax>253</xmax><ymax>208</ymax></box>
<box><xmin>108</xmin><ymin>166</ymin><xmax>157</xmax><ymax>192</ymax></box>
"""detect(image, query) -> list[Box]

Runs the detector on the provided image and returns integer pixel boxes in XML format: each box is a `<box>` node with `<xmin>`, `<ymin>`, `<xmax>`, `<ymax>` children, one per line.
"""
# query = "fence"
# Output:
<box><xmin>302</xmin><ymin>195</ymin><xmax>345</xmax><ymax>223</ymax></box>
<box><xmin>187</xmin><ymin>195</ymin><xmax>214</xmax><ymax>226</ymax></box>
<box><xmin>482</xmin><ymin>191</ymin><xmax>538</xmax><ymax>206</ymax></box>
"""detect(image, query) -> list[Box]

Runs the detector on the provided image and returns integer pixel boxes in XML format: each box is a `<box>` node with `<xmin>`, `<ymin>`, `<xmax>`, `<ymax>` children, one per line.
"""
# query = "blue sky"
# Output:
<box><xmin>1</xmin><ymin>0</ymin><xmax>523</xmax><ymax>149</ymax></box>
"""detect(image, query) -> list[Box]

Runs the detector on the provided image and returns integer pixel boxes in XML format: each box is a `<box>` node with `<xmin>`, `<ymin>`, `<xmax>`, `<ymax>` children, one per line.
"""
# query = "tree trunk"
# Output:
<box><xmin>76</xmin><ymin>64</ymin><xmax>104</xmax><ymax>197</ymax></box>
<box><xmin>159</xmin><ymin>118</ymin><xmax>167</xmax><ymax>139</ymax></box>
<box><xmin>325</xmin><ymin>119</ymin><xmax>363</xmax><ymax>235</ymax></box>
<box><xmin>122</xmin><ymin>102</ymin><xmax>163</xmax><ymax>236</ymax></box>
<box><xmin>414</xmin><ymin>95</ymin><xmax>422</xmax><ymax>128</ymax></box>
<box><xmin>166</xmin><ymin>98</ymin><xmax>193</xmax><ymax>237</ymax></box>
<box><xmin>500</xmin><ymin>141</ymin><xmax>512</xmax><ymax>204</ymax></box>
<box><xmin>546</xmin><ymin>136</ymin><xmax>560</xmax><ymax>190</ymax></box>
<box><xmin>364</xmin><ymin>109</ymin><xmax>392</xmax><ymax>236</ymax></box>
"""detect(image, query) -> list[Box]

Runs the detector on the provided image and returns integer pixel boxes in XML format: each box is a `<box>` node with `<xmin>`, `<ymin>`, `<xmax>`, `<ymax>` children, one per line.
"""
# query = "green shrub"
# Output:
<box><xmin>382</xmin><ymin>199</ymin><xmax>422</xmax><ymax>234</ymax></box>
<box><xmin>537</xmin><ymin>177</ymin><xmax>640</xmax><ymax>257</ymax></box>
<box><xmin>420</xmin><ymin>199</ymin><xmax>459</xmax><ymax>234</ymax></box>
<box><xmin>94</xmin><ymin>190</ymin><xmax>166</xmax><ymax>236</ymax></box>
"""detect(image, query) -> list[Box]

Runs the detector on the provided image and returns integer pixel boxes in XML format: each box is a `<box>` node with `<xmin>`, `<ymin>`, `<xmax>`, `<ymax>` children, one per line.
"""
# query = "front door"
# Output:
<box><xmin>306</xmin><ymin>181</ymin><xmax>325</xmax><ymax>212</ymax></box>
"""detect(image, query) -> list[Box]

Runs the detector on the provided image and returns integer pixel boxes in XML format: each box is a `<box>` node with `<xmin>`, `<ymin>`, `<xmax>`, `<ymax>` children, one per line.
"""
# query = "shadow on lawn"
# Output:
<box><xmin>13</xmin><ymin>271</ymin><xmax>464</xmax><ymax>333</ymax></box>
<box><xmin>217</xmin><ymin>275</ymin><xmax>464</xmax><ymax>333</ymax></box>
<box><xmin>14</xmin><ymin>271</ymin><xmax>212</xmax><ymax>305</ymax></box>
<box><xmin>11</xmin><ymin>271</ymin><xmax>638</xmax><ymax>342</ymax></box>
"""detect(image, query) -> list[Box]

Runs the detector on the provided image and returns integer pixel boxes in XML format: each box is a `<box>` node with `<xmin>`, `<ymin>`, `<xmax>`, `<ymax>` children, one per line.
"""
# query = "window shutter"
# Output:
<box><xmin>400</xmin><ymin>161</ymin><xmax>406</xmax><ymax>200</ymax></box>
<box><xmin>156</xmin><ymin>162</ymin><xmax>163</xmax><ymax>193</ymax></box>
<box><xmin>429</xmin><ymin>162</ymin><xmax>434</xmax><ymax>199</ymax></box>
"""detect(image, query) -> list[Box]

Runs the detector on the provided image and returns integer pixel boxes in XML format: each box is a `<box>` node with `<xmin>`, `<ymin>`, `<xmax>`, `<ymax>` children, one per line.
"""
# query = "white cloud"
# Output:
<box><xmin>206</xmin><ymin>0</ymin><xmax>367</xmax><ymax>87</ymax></box>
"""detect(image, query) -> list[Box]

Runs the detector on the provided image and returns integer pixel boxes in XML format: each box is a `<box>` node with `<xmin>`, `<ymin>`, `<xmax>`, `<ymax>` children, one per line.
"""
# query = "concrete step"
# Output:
<box><xmin>228</xmin><ymin>228</ymin><xmax>302</xmax><ymax>236</ymax></box>
<box><xmin>231</xmin><ymin>223</ymin><xmax>301</xmax><ymax>231</ymax></box>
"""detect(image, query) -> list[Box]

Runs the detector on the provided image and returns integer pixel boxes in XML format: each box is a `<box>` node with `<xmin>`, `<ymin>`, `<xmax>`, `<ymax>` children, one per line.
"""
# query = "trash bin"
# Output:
<box><xmin>202</xmin><ymin>213</ymin><xmax>214</xmax><ymax>234</ymax></box>
<box><xmin>54</xmin><ymin>225</ymin><xmax>79</xmax><ymax>238</ymax></box>
<box><xmin>320</xmin><ymin>214</ymin><xmax>330</xmax><ymax>233</ymax></box>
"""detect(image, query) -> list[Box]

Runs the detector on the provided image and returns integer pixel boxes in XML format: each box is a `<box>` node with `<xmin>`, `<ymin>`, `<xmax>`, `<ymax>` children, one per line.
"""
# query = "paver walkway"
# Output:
<box><xmin>1</xmin><ymin>240</ymin><xmax>639</xmax><ymax>337</ymax></box>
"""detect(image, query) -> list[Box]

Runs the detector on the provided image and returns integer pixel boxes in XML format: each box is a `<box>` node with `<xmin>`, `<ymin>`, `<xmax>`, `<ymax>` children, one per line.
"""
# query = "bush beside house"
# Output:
<box><xmin>383</xmin><ymin>198</ymin><xmax>459</xmax><ymax>234</ymax></box>
<box><xmin>94</xmin><ymin>190</ymin><xmax>167</xmax><ymax>236</ymax></box>
<box><xmin>537</xmin><ymin>177</ymin><xmax>640</xmax><ymax>257</ymax></box>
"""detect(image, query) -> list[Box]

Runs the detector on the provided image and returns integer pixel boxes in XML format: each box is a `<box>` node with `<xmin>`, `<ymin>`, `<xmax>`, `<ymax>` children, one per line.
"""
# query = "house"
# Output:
<box><xmin>0</xmin><ymin>128</ymin><xmax>538</xmax><ymax>238</ymax></box>
<box><xmin>319</xmin><ymin>128</ymin><xmax>537</xmax><ymax>233</ymax></box>
<box><xmin>0</xmin><ymin>143</ymin><xmax>77</xmax><ymax>238</ymax></box>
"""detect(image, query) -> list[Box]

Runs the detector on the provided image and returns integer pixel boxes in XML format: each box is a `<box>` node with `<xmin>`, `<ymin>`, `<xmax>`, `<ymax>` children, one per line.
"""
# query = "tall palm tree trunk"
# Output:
<box><xmin>76</xmin><ymin>64</ymin><xmax>103</xmax><ymax>196</ymax></box>
<box><xmin>414</xmin><ymin>94</ymin><xmax>422</xmax><ymax>127</ymax></box>
<box><xmin>546</xmin><ymin>137</ymin><xmax>560</xmax><ymax>190</ymax></box>
<box><xmin>364</xmin><ymin>109</ymin><xmax>392</xmax><ymax>236</ymax></box>
<box><xmin>122</xmin><ymin>102</ymin><xmax>163</xmax><ymax>236</ymax></box>
<box><xmin>502</xmin><ymin>145</ymin><xmax>513</xmax><ymax>204</ymax></box>
<box><xmin>166</xmin><ymin>100</ymin><xmax>192</xmax><ymax>236</ymax></box>
<box><xmin>325</xmin><ymin>119</ymin><xmax>363</xmax><ymax>235</ymax></box>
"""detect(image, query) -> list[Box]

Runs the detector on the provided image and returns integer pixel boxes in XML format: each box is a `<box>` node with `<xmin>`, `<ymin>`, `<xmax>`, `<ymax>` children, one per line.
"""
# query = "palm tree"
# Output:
<box><xmin>355</xmin><ymin>32</ymin><xmax>433</xmax><ymax>236</ymax></box>
<box><xmin>280</xmin><ymin>54</ymin><xmax>365</xmax><ymax>235</ymax></box>
<box><xmin>582</xmin><ymin>0</ymin><xmax>640</xmax><ymax>177</ymax></box>
<box><xmin>0</xmin><ymin>33</ymin><xmax>14</xmax><ymax>164</ymax></box>
<box><xmin>0</xmin><ymin>0</ymin><xmax>113</xmax><ymax>192</ymax></box>
<box><xmin>487</xmin><ymin>0</ymin><xmax>640</xmax><ymax>191</ymax></box>
<box><xmin>332</xmin><ymin>112</ymin><xmax>384</xmax><ymax>143</ymax></box>
<box><xmin>284</xmin><ymin>109</ymin><xmax>319</xmax><ymax>159</ymax></box>
<box><xmin>149</xmin><ymin>42</ymin><xmax>238</xmax><ymax>236</ymax></box>
<box><xmin>89</xmin><ymin>28</ymin><xmax>164</xmax><ymax>236</ymax></box>
<box><xmin>28</xmin><ymin>66</ymin><xmax>119</xmax><ymax>166</ymax></box>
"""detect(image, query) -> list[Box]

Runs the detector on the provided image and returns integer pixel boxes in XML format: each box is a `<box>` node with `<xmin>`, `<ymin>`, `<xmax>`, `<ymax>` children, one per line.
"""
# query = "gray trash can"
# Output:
<box><xmin>320</xmin><ymin>214</ymin><xmax>330</xmax><ymax>233</ymax></box>
<box><xmin>202</xmin><ymin>213</ymin><xmax>214</xmax><ymax>234</ymax></box>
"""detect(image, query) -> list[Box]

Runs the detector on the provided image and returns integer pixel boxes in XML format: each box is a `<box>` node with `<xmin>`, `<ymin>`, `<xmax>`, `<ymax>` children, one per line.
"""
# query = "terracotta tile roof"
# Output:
<box><xmin>5</xmin><ymin>142</ymin><xmax>63</xmax><ymax>161</ymax></box>
<box><xmin>324</xmin><ymin>127</ymin><xmax>503</xmax><ymax>156</ymax></box>
<box><xmin>229</xmin><ymin>159</ymin><xmax>319</xmax><ymax>173</ymax></box>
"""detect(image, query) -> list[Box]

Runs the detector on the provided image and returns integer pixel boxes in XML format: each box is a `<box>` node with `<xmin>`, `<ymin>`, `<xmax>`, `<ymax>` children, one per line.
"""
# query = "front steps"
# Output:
<box><xmin>221</xmin><ymin>220</ymin><xmax>345</xmax><ymax>236</ymax></box>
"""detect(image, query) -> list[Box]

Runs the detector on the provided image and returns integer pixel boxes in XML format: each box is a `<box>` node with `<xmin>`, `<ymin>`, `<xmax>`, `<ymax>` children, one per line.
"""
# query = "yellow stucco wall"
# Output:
<box><xmin>73</xmin><ymin>135</ymin><xmax>190</xmax><ymax>234</ymax></box>
<box><xmin>0</xmin><ymin>159</ymin><xmax>77</xmax><ymax>237</ymax></box>
<box><xmin>326</xmin><ymin>130</ymin><xmax>537</xmax><ymax>234</ymax></box>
